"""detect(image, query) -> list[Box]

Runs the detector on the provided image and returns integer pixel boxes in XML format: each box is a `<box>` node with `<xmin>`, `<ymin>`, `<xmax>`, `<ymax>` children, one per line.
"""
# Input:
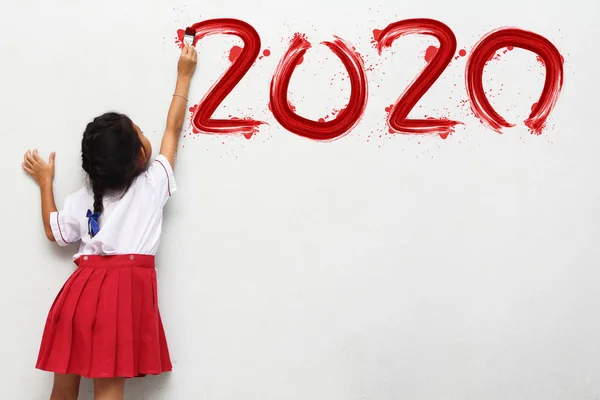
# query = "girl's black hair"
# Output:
<box><xmin>81</xmin><ymin>112</ymin><xmax>144</xmax><ymax>216</ymax></box>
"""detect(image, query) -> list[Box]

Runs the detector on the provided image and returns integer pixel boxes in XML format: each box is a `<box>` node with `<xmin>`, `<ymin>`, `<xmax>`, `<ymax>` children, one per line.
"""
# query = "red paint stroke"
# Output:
<box><xmin>182</xmin><ymin>19</ymin><xmax>265</xmax><ymax>136</ymax></box>
<box><xmin>376</xmin><ymin>19</ymin><xmax>462</xmax><ymax>137</ymax></box>
<box><xmin>465</xmin><ymin>28</ymin><xmax>564</xmax><ymax>134</ymax></box>
<box><xmin>269</xmin><ymin>34</ymin><xmax>368</xmax><ymax>141</ymax></box>
<box><xmin>229</xmin><ymin>45</ymin><xmax>243</xmax><ymax>62</ymax></box>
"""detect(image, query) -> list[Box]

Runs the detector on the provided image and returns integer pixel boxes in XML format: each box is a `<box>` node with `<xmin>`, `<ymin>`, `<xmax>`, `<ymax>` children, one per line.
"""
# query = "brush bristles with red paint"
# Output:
<box><xmin>183</xmin><ymin>27</ymin><xmax>195</xmax><ymax>46</ymax></box>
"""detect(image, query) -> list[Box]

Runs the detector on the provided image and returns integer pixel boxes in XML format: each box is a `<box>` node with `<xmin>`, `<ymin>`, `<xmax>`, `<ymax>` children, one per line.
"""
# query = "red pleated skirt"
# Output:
<box><xmin>36</xmin><ymin>254</ymin><xmax>172</xmax><ymax>378</ymax></box>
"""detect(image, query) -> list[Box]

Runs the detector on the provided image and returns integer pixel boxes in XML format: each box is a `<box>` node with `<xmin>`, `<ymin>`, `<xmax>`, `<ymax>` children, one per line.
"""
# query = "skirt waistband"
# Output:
<box><xmin>75</xmin><ymin>254</ymin><xmax>155</xmax><ymax>268</ymax></box>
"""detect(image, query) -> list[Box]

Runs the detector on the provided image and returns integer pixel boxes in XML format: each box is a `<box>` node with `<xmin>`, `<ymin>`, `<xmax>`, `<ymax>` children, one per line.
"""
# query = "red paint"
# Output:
<box><xmin>183</xmin><ymin>19</ymin><xmax>265</xmax><ymax>136</ymax></box>
<box><xmin>376</xmin><ymin>19</ymin><xmax>462</xmax><ymax>137</ymax></box>
<box><xmin>373</xmin><ymin>29</ymin><xmax>382</xmax><ymax>41</ymax></box>
<box><xmin>229</xmin><ymin>45</ymin><xmax>243</xmax><ymax>62</ymax></box>
<box><xmin>536</xmin><ymin>55</ymin><xmax>545</xmax><ymax>66</ymax></box>
<box><xmin>176</xmin><ymin>29</ymin><xmax>185</xmax><ymax>49</ymax></box>
<box><xmin>465</xmin><ymin>28</ymin><xmax>564</xmax><ymax>134</ymax></box>
<box><xmin>424</xmin><ymin>45</ymin><xmax>438</xmax><ymax>62</ymax></box>
<box><xmin>458</xmin><ymin>49</ymin><xmax>467</xmax><ymax>57</ymax></box>
<box><xmin>270</xmin><ymin>34</ymin><xmax>368</xmax><ymax>141</ymax></box>
<box><xmin>263</xmin><ymin>49</ymin><xmax>271</xmax><ymax>57</ymax></box>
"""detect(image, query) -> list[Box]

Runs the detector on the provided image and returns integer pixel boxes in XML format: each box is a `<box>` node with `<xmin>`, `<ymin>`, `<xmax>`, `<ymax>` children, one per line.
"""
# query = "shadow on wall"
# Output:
<box><xmin>49</xmin><ymin>240</ymin><xmax>76</xmax><ymax>263</ymax></box>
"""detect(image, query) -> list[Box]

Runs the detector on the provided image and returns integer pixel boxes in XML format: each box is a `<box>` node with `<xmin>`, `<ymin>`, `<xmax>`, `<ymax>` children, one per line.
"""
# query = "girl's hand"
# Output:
<box><xmin>23</xmin><ymin>150</ymin><xmax>55</xmax><ymax>186</ymax></box>
<box><xmin>177</xmin><ymin>43</ymin><xmax>197</xmax><ymax>79</ymax></box>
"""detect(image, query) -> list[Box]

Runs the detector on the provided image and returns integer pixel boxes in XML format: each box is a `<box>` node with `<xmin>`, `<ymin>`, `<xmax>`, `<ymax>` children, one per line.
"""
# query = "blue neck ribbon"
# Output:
<box><xmin>86</xmin><ymin>209</ymin><xmax>101</xmax><ymax>237</ymax></box>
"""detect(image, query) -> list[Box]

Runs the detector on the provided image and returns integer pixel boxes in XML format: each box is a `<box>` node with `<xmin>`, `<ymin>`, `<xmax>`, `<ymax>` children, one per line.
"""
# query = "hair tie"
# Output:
<box><xmin>86</xmin><ymin>209</ymin><xmax>101</xmax><ymax>237</ymax></box>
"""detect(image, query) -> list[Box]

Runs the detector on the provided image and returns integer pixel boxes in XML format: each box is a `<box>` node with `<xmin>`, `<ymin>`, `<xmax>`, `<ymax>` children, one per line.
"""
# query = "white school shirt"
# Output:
<box><xmin>50</xmin><ymin>155</ymin><xmax>177</xmax><ymax>260</ymax></box>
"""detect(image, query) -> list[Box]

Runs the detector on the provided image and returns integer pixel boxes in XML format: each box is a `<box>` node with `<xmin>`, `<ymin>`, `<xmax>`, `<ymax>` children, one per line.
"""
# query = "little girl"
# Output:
<box><xmin>22</xmin><ymin>44</ymin><xmax>197</xmax><ymax>400</ymax></box>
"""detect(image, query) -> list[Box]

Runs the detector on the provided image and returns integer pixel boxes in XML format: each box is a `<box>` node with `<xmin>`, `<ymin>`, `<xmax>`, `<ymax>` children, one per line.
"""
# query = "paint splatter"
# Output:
<box><xmin>229</xmin><ymin>45</ymin><xmax>243</xmax><ymax>63</ymax></box>
<box><xmin>263</xmin><ymin>49</ymin><xmax>271</xmax><ymax>57</ymax></box>
<box><xmin>458</xmin><ymin>49</ymin><xmax>467</xmax><ymax>57</ymax></box>
<box><xmin>175</xmin><ymin>29</ymin><xmax>185</xmax><ymax>49</ymax></box>
<box><xmin>531</xmin><ymin>102</ymin><xmax>538</xmax><ymax>112</ymax></box>
<box><xmin>370</xmin><ymin>29</ymin><xmax>383</xmax><ymax>47</ymax></box>
<box><xmin>424</xmin><ymin>45</ymin><xmax>438</xmax><ymax>62</ymax></box>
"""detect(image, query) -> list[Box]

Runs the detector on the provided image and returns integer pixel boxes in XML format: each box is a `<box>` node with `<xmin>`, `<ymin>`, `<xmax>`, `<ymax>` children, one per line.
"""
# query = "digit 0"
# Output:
<box><xmin>465</xmin><ymin>28</ymin><xmax>564</xmax><ymax>134</ymax></box>
<box><xmin>269</xmin><ymin>34</ymin><xmax>369</xmax><ymax>141</ymax></box>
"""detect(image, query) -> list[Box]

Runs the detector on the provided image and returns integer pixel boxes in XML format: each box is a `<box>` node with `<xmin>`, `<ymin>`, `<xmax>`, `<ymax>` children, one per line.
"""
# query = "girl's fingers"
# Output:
<box><xmin>22</xmin><ymin>163</ymin><xmax>33</xmax><ymax>174</ymax></box>
<box><xmin>24</xmin><ymin>151</ymin><xmax>34</xmax><ymax>166</ymax></box>
<box><xmin>32</xmin><ymin>149</ymin><xmax>42</xmax><ymax>162</ymax></box>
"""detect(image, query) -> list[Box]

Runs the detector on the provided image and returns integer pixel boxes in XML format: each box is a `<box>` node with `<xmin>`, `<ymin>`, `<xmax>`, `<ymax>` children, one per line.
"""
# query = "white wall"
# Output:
<box><xmin>1</xmin><ymin>0</ymin><xmax>599</xmax><ymax>398</ymax></box>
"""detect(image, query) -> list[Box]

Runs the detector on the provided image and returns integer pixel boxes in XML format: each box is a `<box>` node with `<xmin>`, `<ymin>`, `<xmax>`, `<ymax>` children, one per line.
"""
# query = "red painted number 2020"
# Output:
<box><xmin>178</xmin><ymin>18</ymin><xmax>564</xmax><ymax>141</ymax></box>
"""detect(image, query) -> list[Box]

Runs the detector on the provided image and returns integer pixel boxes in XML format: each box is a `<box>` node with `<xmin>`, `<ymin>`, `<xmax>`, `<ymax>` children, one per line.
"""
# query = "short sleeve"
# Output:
<box><xmin>50</xmin><ymin>191</ymin><xmax>84</xmax><ymax>247</ymax></box>
<box><xmin>145</xmin><ymin>155</ymin><xmax>177</xmax><ymax>206</ymax></box>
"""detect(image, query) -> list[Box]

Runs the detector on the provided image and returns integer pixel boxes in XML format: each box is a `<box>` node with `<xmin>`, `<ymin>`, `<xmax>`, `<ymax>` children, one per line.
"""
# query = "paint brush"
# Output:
<box><xmin>183</xmin><ymin>27</ymin><xmax>195</xmax><ymax>46</ymax></box>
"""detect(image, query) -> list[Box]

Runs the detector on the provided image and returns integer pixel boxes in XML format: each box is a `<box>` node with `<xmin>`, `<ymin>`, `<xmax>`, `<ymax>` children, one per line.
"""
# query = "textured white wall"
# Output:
<box><xmin>1</xmin><ymin>0</ymin><xmax>598</xmax><ymax>398</ymax></box>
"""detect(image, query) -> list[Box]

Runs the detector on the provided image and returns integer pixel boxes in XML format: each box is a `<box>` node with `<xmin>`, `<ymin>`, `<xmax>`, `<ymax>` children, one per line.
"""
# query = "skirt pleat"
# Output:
<box><xmin>36</xmin><ymin>255</ymin><xmax>172</xmax><ymax>378</ymax></box>
<box><xmin>69</xmin><ymin>268</ymin><xmax>107</xmax><ymax>375</ymax></box>
<box><xmin>90</xmin><ymin>267</ymin><xmax>120</xmax><ymax>377</ymax></box>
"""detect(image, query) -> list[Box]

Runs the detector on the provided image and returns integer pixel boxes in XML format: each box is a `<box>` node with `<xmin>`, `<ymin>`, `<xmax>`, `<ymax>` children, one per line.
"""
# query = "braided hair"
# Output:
<box><xmin>81</xmin><ymin>112</ymin><xmax>145</xmax><ymax>231</ymax></box>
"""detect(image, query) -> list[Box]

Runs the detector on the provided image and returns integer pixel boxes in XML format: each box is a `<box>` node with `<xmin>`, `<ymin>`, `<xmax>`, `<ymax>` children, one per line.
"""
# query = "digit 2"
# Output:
<box><xmin>376</xmin><ymin>19</ymin><xmax>462</xmax><ymax>138</ymax></box>
<box><xmin>187</xmin><ymin>19</ymin><xmax>265</xmax><ymax>137</ymax></box>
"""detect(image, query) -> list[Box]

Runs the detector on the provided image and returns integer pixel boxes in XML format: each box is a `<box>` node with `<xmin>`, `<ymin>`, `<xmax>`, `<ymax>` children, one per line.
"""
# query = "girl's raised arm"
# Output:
<box><xmin>160</xmin><ymin>44</ymin><xmax>198</xmax><ymax>168</ymax></box>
